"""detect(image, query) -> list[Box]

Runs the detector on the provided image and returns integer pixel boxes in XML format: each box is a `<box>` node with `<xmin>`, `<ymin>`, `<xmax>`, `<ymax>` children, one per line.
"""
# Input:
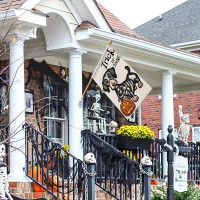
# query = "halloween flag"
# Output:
<box><xmin>92</xmin><ymin>45</ymin><xmax>152</xmax><ymax>119</ymax></box>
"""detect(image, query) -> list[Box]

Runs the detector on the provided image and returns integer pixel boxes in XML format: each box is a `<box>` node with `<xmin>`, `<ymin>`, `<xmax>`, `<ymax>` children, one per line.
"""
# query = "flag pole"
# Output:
<box><xmin>82</xmin><ymin>40</ymin><xmax>112</xmax><ymax>97</ymax></box>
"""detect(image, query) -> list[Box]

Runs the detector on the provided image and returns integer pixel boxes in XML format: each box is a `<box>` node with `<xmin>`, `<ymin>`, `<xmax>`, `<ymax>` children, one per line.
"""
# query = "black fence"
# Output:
<box><xmin>22</xmin><ymin>125</ymin><xmax>200</xmax><ymax>199</ymax></box>
<box><xmin>187</xmin><ymin>142</ymin><xmax>200</xmax><ymax>184</ymax></box>
<box><xmin>91</xmin><ymin>131</ymin><xmax>200</xmax><ymax>186</ymax></box>
<box><xmin>82</xmin><ymin>130</ymin><xmax>150</xmax><ymax>200</ymax></box>
<box><xmin>24</xmin><ymin>124</ymin><xmax>85</xmax><ymax>200</ymax></box>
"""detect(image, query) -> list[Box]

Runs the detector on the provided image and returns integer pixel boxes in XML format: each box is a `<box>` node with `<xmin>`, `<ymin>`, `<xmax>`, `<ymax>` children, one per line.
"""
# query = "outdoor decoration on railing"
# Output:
<box><xmin>85</xmin><ymin>90</ymin><xmax>109</xmax><ymax>133</ymax></box>
<box><xmin>116</xmin><ymin>125</ymin><xmax>154</xmax><ymax>150</ymax></box>
<box><xmin>139</xmin><ymin>156</ymin><xmax>153</xmax><ymax>198</ymax></box>
<box><xmin>82</xmin><ymin>130</ymin><xmax>139</xmax><ymax>185</ymax></box>
<box><xmin>0</xmin><ymin>73</ymin><xmax>9</xmax><ymax>114</ymax></box>
<box><xmin>0</xmin><ymin>143</ymin><xmax>9</xmax><ymax>200</ymax></box>
<box><xmin>177</xmin><ymin>105</ymin><xmax>192</xmax><ymax>142</ymax></box>
<box><xmin>0</xmin><ymin>143</ymin><xmax>13</xmax><ymax>200</ymax></box>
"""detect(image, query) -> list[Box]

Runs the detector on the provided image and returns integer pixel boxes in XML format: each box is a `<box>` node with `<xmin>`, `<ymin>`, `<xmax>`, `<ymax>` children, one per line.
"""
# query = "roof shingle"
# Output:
<box><xmin>134</xmin><ymin>0</ymin><xmax>200</xmax><ymax>45</ymax></box>
<box><xmin>0</xmin><ymin>0</ymin><xmax>26</xmax><ymax>11</ymax></box>
<box><xmin>96</xmin><ymin>1</ymin><xmax>146</xmax><ymax>40</ymax></box>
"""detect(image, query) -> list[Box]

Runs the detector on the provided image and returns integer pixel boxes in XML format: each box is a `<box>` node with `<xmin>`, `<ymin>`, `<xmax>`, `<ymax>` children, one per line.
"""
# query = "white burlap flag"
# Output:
<box><xmin>93</xmin><ymin>45</ymin><xmax>152</xmax><ymax>119</ymax></box>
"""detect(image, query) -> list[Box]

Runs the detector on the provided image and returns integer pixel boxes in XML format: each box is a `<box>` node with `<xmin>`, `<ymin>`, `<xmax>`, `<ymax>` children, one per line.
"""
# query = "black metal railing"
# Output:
<box><xmin>93</xmin><ymin>132</ymin><xmax>165</xmax><ymax>179</ymax></box>
<box><xmin>89</xmin><ymin>132</ymin><xmax>200</xmax><ymax>186</ymax></box>
<box><xmin>23</xmin><ymin>124</ymin><xmax>200</xmax><ymax>200</ymax></box>
<box><xmin>82</xmin><ymin>130</ymin><xmax>141</xmax><ymax>200</ymax></box>
<box><xmin>24</xmin><ymin>124</ymin><xmax>85</xmax><ymax>200</ymax></box>
<box><xmin>188</xmin><ymin>142</ymin><xmax>200</xmax><ymax>184</ymax></box>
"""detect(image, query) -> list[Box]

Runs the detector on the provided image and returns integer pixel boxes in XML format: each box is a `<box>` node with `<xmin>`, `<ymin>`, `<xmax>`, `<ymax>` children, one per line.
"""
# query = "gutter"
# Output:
<box><xmin>78</xmin><ymin>28</ymin><xmax>200</xmax><ymax>65</ymax></box>
<box><xmin>170</xmin><ymin>40</ymin><xmax>200</xmax><ymax>51</ymax></box>
<box><xmin>0</xmin><ymin>9</ymin><xmax>17</xmax><ymax>21</ymax></box>
<box><xmin>171</xmin><ymin>40</ymin><xmax>200</xmax><ymax>48</ymax></box>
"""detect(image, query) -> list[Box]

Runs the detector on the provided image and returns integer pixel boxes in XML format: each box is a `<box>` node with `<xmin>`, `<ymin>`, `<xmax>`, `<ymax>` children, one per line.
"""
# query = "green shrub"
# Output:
<box><xmin>151</xmin><ymin>183</ymin><xmax>200</xmax><ymax>200</ymax></box>
<box><xmin>151</xmin><ymin>186</ymin><xmax>167</xmax><ymax>200</ymax></box>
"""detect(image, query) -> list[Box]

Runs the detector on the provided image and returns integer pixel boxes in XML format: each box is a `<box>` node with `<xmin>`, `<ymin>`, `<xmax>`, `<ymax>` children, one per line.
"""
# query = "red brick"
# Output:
<box><xmin>9</xmin><ymin>182</ymin><xmax>17</xmax><ymax>188</ymax></box>
<box><xmin>33</xmin><ymin>192</ymin><xmax>43</xmax><ymax>198</ymax></box>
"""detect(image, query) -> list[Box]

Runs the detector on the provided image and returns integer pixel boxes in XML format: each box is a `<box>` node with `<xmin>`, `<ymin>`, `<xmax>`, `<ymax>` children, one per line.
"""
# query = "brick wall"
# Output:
<box><xmin>9</xmin><ymin>182</ymin><xmax>115</xmax><ymax>200</ymax></box>
<box><xmin>9</xmin><ymin>182</ymin><xmax>53</xmax><ymax>199</ymax></box>
<box><xmin>24</xmin><ymin>59</ymin><xmax>66</xmax><ymax>131</ymax></box>
<box><xmin>141</xmin><ymin>92</ymin><xmax>200</xmax><ymax>139</ymax></box>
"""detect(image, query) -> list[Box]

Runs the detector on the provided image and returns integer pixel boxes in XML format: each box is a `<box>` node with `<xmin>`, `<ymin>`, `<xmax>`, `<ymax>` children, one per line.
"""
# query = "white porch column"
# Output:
<box><xmin>162</xmin><ymin>70</ymin><xmax>176</xmax><ymax>177</ymax></box>
<box><xmin>9</xmin><ymin>37</ymin><xmax>26</xmax><ymax>181</ymax></box>
<box><xmin>68</xmin><ymin>51</ymin><xmax>83</xmax><ymax>160</ymax></box>
<box><xmin>138</xmin><ymin>105</ymin><xmax>142</xmax><ymax>125</ymax></box>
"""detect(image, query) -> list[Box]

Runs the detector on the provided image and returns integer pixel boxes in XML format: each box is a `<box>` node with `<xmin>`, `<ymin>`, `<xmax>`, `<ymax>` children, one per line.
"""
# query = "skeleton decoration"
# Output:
<box><xmin>90</xmin><ymin>91</ymin><xmax>104</xmax><ymax>117</ymax></box>
<box><xmin>0</xmin><ymin>85</ymin><xmax>9</xmax><ymax>114</ymax></box>
<box><xmin>93</xmin><ymin>46</ymin><xmax>152</xmax><ymax>119</ymax></box>
<box><xmin>140</xmin><ymin>156</ymin><xmax>152</xmax><ymax>166</ymax></box>
<box><xmin>177</xmin><ymin>105</ymin><xmax>192</xmax><ymax>142</ymax></box>
<box><xmin>86</xmin><ymin>90</ymin><xmax>109</xmax><ymax>133</ymax></box>
<box><xmin>0</xmin><ymin>144</ymin><xmax>8</xmax><ymax>200</ymax></box>
<box><xmin>0</xmin><ymin>73</ymin><xmax>9</xmax><ymax>114</ymax></box>
<box><xmin>84</xmin><ymin>153</ymin><xmax>96</xmax><ymax>164</ymax></box>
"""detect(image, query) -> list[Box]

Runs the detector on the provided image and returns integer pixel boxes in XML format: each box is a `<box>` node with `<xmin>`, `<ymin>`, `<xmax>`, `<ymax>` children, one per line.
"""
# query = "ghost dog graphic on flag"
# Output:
<box><xmin>93</xmin><ymin>45</ymin><xmax>152</xmax><ymax>119</ymax></box>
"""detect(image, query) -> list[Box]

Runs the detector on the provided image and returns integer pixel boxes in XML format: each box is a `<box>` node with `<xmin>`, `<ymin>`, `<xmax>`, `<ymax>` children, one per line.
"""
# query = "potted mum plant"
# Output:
<box><xmin>116</xmin><ymin>125</ymin><xmax>154</xmax><ymax>150</ymax></box>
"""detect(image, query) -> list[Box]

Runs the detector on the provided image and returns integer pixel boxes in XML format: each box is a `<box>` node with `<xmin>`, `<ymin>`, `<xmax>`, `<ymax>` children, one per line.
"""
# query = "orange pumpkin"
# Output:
<box><xmin>29</xmin><ymin>166</ymin><xmax>46</xmax><ymax>192</ymax></box>
<box><xmin>120</xmin><ymin>99</ymin><xmax>136</xmax><ymax>116</ymax></box>
<box><xmin>150</xmin><ymin>174</ymin><xmax>159</xmax><ymax>185</ymax></box>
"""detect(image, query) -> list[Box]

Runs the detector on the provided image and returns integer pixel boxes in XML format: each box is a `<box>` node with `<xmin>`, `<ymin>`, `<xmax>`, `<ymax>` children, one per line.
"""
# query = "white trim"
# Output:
<box><xmin>0</xmin><ymin>9</ymin><xmax>46</xmax><ymax>28</ymax></box>
<box><xmin>21</xmin><ymin>0</ymin><xmax>41</xmax><ymax>10</ymax></box>
<box><xmin>63</xmin><ymin>0</ymin><xmax>83</xmax><ymax>24</ymax></box>
<box><xmin>171</xmin><ymin>40</ymin><xmax>200</xmax><ymax>49</ymax></box>
<box><xmin>83</xmin><ymin>0</ymin><xmax>111</xmax><ymax>31</ymax></box>
<box><xmin>76</xmin><ymin>28</ymin><xmax>200</xmax><ymax>80</ymax></box>
<box><xmin>193</xmin><ymin>126</ymin><xmax>200</xmax><ymax>143</ymax></box>
<box><xmin>0</xmin><ymin>9</ymin><xmax>16</xmax><ymax>20</ymax></box>
<box><xmin>159</xmin><ymin>129</ymin><xmax>178</xmax><ymax>139</ymax></box>
<box><xmin>44</xmin><ymin>116</ymin><xmax>66</xmax><ymax>122</ymax></box>
<box><xmin>84</xmin><ymin>28</ymin><xmax>200</xmax><ymax>64</ymax></box>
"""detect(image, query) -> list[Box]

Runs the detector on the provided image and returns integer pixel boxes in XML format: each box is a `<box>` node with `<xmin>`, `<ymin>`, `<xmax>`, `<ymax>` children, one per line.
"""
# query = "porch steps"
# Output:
<box><xmin>9</xmin><ymin>182</ymin><xmax>114</xmax><ymax>200</ymax></box>
<box><xmin>9</xmin><ymin>181</ymin><xmax>166</xmax><ymax>200</ymax></box>
<box><xmin>9</xmin><ymin>182</ymin><xmax>53</xmax><ymax>199</ymax></box>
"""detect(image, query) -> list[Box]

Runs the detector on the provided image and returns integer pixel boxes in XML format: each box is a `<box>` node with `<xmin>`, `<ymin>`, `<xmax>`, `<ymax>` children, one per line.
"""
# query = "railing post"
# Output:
<box><xmin>167</xmin><ymin>125</ymin><xmax>174</xmax><ymax>200</ymax></box>
<box><xmin>139</xmin><ymin>156</ymin><xmax>152</xmax><ymax>200</ymax></box>
<box><xmin>143</xmin><ymin>165</ymin><xmax>151</xmax><ymax>200</ymax></box>
<box><xmin>83</xmin><ymin>153</ymin><xmax>96</xmax><ymax>200</ymax></box>
<box><xmin>87</xmin><ymin>163</ymin><xmax>96</xmax><ymax>200</ymax></box>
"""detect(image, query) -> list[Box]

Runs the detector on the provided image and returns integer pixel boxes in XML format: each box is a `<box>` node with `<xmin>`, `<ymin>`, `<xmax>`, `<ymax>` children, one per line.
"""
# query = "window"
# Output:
<box><xmin>159</xmin><ymin>129</ymin><xmax>178</xmax><ymax>139</ymax></box>
<box><xmin>43</xmin><ymin>75</ymin><xmax>67</xmax><ymax>145</ymax></box>
<box><xmin>193</xmin><ymin>127</ymin><xmax>200</xmax><ymax>143</ymax></box>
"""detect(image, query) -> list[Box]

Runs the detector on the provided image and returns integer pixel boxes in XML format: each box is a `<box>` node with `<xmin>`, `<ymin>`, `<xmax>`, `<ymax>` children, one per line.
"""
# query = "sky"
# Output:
<box><xmin>97</xmin><ymin>0</ymin><xmax>188</xmax><ymax>29</ymax></box>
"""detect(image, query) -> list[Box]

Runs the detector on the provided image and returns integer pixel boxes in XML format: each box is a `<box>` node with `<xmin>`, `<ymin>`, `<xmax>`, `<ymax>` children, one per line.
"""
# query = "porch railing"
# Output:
<box><xmin>24</xmin><ymin>124</ymin><xmax>85</xmax><ymax>200</ymax></box>
<box><xmin>24</xmin><ymin>124</ymin><xmax>200</xmax><ymax>200</ymax></box>
<box><xmin>92</xmin><ymin>132</ymin><xmax>200</xmax><ymax>185</ymax></box>
<box><xmin>82</xmin><ymin>130</ymin><xmax>142</xmax><ymax>200</ymax></box>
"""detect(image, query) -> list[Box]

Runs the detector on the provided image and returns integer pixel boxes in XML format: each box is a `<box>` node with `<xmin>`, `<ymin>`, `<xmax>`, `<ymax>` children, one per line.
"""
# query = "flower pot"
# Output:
<box><xmin>116</xmin><ymin>135</ymin><xmax>152</xmax><ymax>150</ymax></box>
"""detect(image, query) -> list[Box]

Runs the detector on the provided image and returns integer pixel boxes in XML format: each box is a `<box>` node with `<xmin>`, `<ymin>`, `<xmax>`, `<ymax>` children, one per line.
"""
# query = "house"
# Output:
<box><xmin>1</xmin><ymin>0</ymin><xmax>200</xmax><ymax>198</ymax></box>
<box><xmin>135</xmin><ymin>0</ymin><xmax>200</xmax><ymax>141</ymax></box>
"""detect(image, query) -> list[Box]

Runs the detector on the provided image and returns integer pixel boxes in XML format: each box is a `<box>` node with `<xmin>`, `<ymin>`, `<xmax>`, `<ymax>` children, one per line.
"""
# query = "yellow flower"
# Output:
<box><xmin>60</xmin><ymin>144</ymin><xmax>70</xmax><ymax>158</ymax></box>
<box><xmin>116</xmin><ymin>125</ymin><xmax>154</xmax><ymax>139</ymax></box>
